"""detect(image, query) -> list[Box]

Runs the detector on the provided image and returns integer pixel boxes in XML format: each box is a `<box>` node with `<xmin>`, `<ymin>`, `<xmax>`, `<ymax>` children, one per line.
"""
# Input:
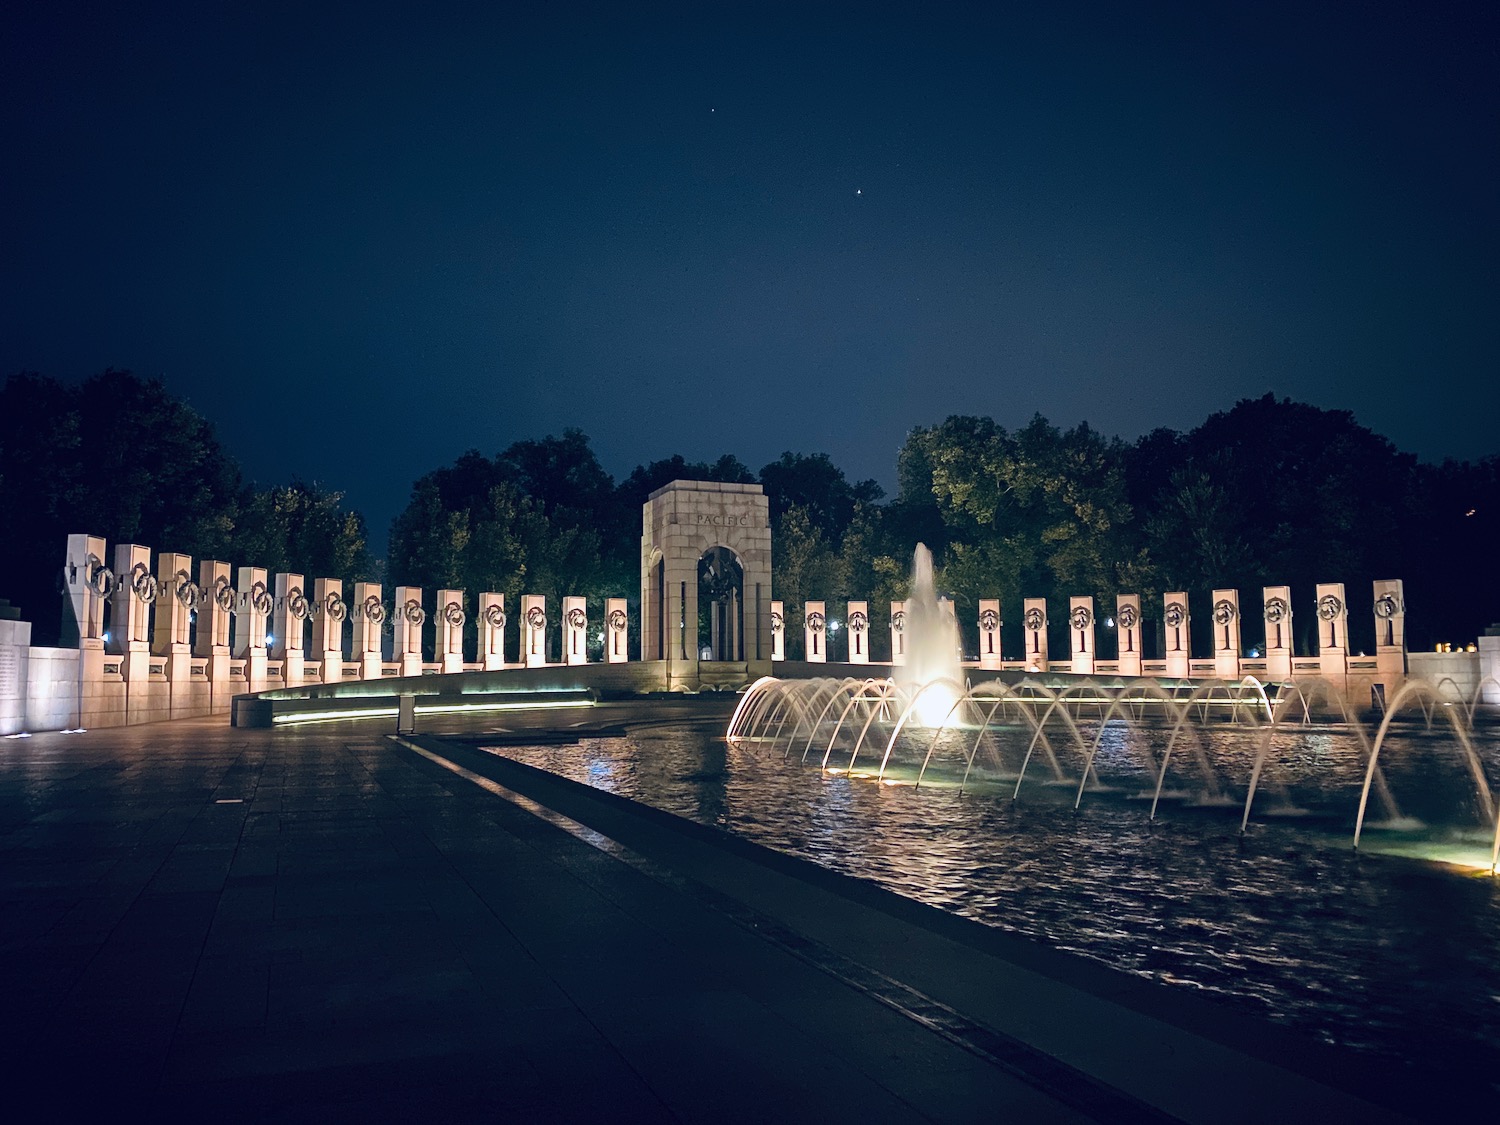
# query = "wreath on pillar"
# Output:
<box><xmin>1374</xmin><ymin>593</ymin><xmax>1401</xmax><ymax>619</ymax></box>
<box><xmin>87</xmin><ymin>554</ymin><xmax>116</xmax><ymax>598</ymax></box>
<box><xmin>977</xmin><ymin>608</ymin><xmax>999</xmax><ymax>632</ymax></box>
<box><xmin>1164</xmin><ymin>601</ymin><xmax>1186</xmax><ymax>628</ymax></box>
<box><xmin>1069</xmin><ymin>605</ymin><xmax>1093</xmax><ymax>631</ymax></box>
<box><xmin>1212</xmin><ymin>599</ymin><xmax>1237</xmax><ymax>626</ymax></box>
<box><xmin>1118</xmin><ymin>603</ymin><xmax>1138</xmax><ymax>630</ymax></box>
<box><xmin>287</xmin><ymin>587</ymin><xmax>311</xmax><ymax>620</ymax></box>
<box><xmin>362</xmin><ymin>595</ymin><xmax>386</xmax><ymax>626</ymax></box>
<box><xmin>130</xmin><ymin>562</ymin><xmax>159</xmax><ymax>604</ymax></box>
<box><xmin>770</xmin><ymin>611</ymin><xmax>784</xmax><ymax>634</ymax></box>
<box><xmin>483</xmin><ymin>604</ymin><xmax>506</xmax><ymax>630</ymax></box>
<box><xmin>890</xmin><ymin>610</ymin><xmax>905</xmax><ymax>632</ymax></box>
<box><xmin>1263</xmin><ymin>596</ymin><xmax>1288</xmax><ymax>624</ymax></box>
<box><xmin>805</xmin><ymin>611</ymin><xmax>825</xmax><ymax>633</ymax></box>
<box><xmin>443</xmin><ymin>601</ymin><xmax>466</xmax><ymax>627</ymax></box>
<box><xmin>849</xmin><ymin>610</ymin><xmax>869</xmax><ymax>633</ymax></box>
<box><xmin>566</xmin><ymin>607</ymin><xmax>586</xmax><ymax>630</ymax></box>
<box><xmin>213</xmin><ymin>576</ymin><xmax>235</xmax><ymax>613</ymax></box>
<box><xmin>525</xmin><ymin>606</ymin><xmax>546</xmax><ymax>630</ymax></box>
<box><xmin>1022</xmin><ymin>606</ymin><xmax>1045</xmax><ymax>632</ymax></box>
<box><xmin>607</xmin><ymin>608</ymin><xmax>627</xmax><ymax>632</ymax></box>
<box><xmin>175</xmin><ymin>570</ymin><xmax>201</xmax><ymax>609</ymax></box>
<box><xmin>1317</xmin><ymin>595</ymin><xmax>1343</xmax><ymax>621</ymax></box>
<box><xmin>403</xmin><ymin>599</ymin><xmax>426</xmax><ymax>626</ymax></box>
<box><xmin>251</xmin><ymin>581</ymin><xmax>274</xmax><ymax>617</ymax></box>
<box><xmin>324</xmin><ymin>591</ymin><xmax>347</xmax><ymax>622</ymax></box>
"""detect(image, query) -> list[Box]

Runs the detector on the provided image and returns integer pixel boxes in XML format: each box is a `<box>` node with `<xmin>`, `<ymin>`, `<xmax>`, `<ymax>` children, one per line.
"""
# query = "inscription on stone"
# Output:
<box><xmin>0</xmin><ymin>647</ymin><xmax>18</xmax><ymax>699</ymax></box>
<box><xmin>694</xmin><ymin>513</ymin><xmax>753</xmax><ymax>527</ymax></box>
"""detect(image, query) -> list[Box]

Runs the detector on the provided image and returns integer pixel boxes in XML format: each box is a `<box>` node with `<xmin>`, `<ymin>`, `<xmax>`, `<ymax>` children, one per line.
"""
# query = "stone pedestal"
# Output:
<box><xmin>353</xmin><ymin>582</ymin><xmax>384</xmax><ymax>680</ymax></box>
<box><xmin>523</xmin><ymin>595</ymin><xmax>547</xmax><ymax>667</ymax></box>
<box><xmin>1068</xmin><ymin>596</ymin><xmax>1095</xmax><ymax>675</ymax></box>
<box><xmin>1262</xmin><ymin>586</ymin><xmax>1293</xmax><ymax>681</ymax></box>
<box><xmin>770</xmin><ymin>601</ymin><xmax>785</xmax><ymax>661</ymax></box>
<box><xmin>437</xmin><ymin>589</ymin><xmax>465</xmax><ymax>673</ymax></box>
<box><xmin>234</xmin><ymin>566</ymin><xmax>271</xmax><ymax>693</ymax></box>
<box><xmin>889</xmin><ymin>601</ymin><xmax>906</xmax><ymax>666</ymax></box>
<box><xmin>1116</xmin><ymin>594</ymin><xmax>1143</xmax><ymax>677</ymax></box>
<box><xmin>0</xmin><ymin>617</ymin><xmax>31</xmax><ymax>736</ymax></box>
<box><xmin>977</xmin><ymin>599</ymin><xmax>1002</xmax><ymax>669</ymax></box>
<box><xmin>394</xmin><ymin>586</ymin><xmax>425</xmax><ymax>677</ymax></box>
<box><xmin>479</xmin><ymin>593</ymin><xmax>506</xmax><ymax>670</ymax></box>
<box><xmin>1316</xmin><ymin>582</ymin><xmax>1348</xmax><ymax>682</ymax></box>
<box><xmin>1163</xmin><ymin>592</ymin><xmax>1190</xmax><ymax>679</ymax></box>
<box><xmin>312</xmin><ymin>579</ymin><xmax>347</xmax><ymax>684</ymax></box>
<box><xmin>846</xmin><ymin>601</ymin><xmax>870</xmax><ymax>665</ymax></box>
<box><xmin>804</xmin><ymin>601</ymin><xmax>826</xmax><ymax>662</ymax></box>
<box><xmin>1211</xmin><ymin>589</ymin><xmax>1241</xmax><ymax>680</ymax></box>
<box><xmin>273</xmin><ymin>573</ymin><xmax>307</xmax><ymax>687</ymax></box>
<box><xmin>1022</xmin><ymin>598</ymin><xmax>1048</xmax><ymax>673</ymax></box>
<box><xmin>1372</xmin><ymin>579</ymin><xmax>1407</xmax><ymax>688</ymax></box>
<box><xmin>606</xmin><ymin>598</ymin><xmax>629</xmax><ymax>663</ymax></box>
<box><xmin>563</xmin><ymin>596</ymin><xmax>588</xmax><ymax>665</ymax></box>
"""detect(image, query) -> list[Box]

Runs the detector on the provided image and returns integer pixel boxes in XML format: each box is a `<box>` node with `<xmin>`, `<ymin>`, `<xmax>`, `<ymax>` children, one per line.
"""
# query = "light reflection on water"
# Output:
<box><xmin>488</xmin><ymin>717</ymin><xmax>1500</xmax><ymax>1080</ymax></box>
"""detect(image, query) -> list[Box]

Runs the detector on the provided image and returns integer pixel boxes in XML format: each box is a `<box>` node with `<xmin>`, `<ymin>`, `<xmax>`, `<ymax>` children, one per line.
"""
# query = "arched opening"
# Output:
<box><xmin>644</xmin><ymin>550</ymin><xmax>666</xmax><ymax>661</ymax></box>
<box><xmin>698</xmin><ymin>546</ymin><xmax>744</xmax><ymax>662</ymax></box>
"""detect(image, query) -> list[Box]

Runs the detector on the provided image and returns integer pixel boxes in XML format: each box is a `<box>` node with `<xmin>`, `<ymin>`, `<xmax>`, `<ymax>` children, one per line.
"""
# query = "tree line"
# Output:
<box><xmin>4</xmin><ymin>371</ymin><xmax>1496</xmax><ymax>655</ymax></box>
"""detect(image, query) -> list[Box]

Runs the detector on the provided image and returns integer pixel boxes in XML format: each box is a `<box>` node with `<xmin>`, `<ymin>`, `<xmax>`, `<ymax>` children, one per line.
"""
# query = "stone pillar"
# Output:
<box><xmin>1479</xmin><ymin>625</ymin><xmax>1500</xmax><ymax>706</ymax></box>
<box><xmin>846</xmin><ymin>601</ymin><xmax>870</xmax><ymax>665</ymax></box>
<box><xmin>1316</xmin><ymin>582</ymin><xmax>1348</xmax><ymax>681</ymax></box>
<box><xmin>728</xmin><ymin>587</ymin><xmax>740</xmax><ymax>661</ymax></box>
<box><xmin>437</xmin><ymin>590</ymin><xmax>465</xmax><ymax>674</ymax></box>
<box><xmin>270</xmin><ymin>573</ymin><xmax>306</xmax><ymax>687</ymax></box>
<box><xmin>194</xmin><ymin>560</ymin><xmax>233</xmax><ymax>701</ymax></box>
<box><xmin>1211</xmin><ymin>589</ymin><xmax>1241</xmax><ymax>680</ymax></box>
<box><xmin>890</xmin><ymin>601</ymin><xmax>907</xmax><ymax>666</ymax></box>
<box><xmin>564</xmin><ymin>596</ymin><xmax>588</xmax><ymax>665</ymax></box>
<box><xmin>1372</xmin><ymin>579</ymin><xmax>1406</xmax><ymax>688</ymax></box>
<box><xmin>109</xmin><ymin>543</ymin><xmax>153</xmax><ymax>659</ymax></box>
<box><xmin>394</xmin><ymin>586</ymin><xmax>425</xmax><ymax>677</ymax></box>
<box><xmin>154</xmin><ymin>553</ymin><xmax>195</xmax><ymax>655</ymax></box>
<box><xmin>523</xmin><ymin>595</ymin><xmax>547</xmax><ymax>667</ymax></box>
<box><xmin>1116</xmin><ymin>595</ymin><xmax>1143</xmax><ymax>677</ymax></box>
<box><xmin>156</xmin><ymin>553</ymin><xmax>197</xmax><ymax>709</ymax></box>
<box><xmin>1163</xmin><ymin>592</ymin><xmax>1190</xmax><ymax>679</ymax></box>
<box><xmin>62</xmin><ymin>534</ymin><xmax>110</xmax><ymax>648</ymax></box>
<box><xmin>353</xmin><ymin>582</ymin><xmax>384</xmax><ymax>680</ymax></box>
<box><xmin>312</xmin><ymin>579</ymin><xmax>347</xmax><ymax>684</ymax></box>
<box><xmin>479</xmin><ymin>593</ymin><xmax>507</xmax><ymax>670</ymax></box>
<box><xmin>233</xmin><ymin>566</ymin><xmax>271</xmax><ymax>692</ymax></box>
<box><xmin>770</xmin><ymin>601</ymin><xmax>785</xmax><ymax>661</ymax></box>
<box><xmin>977</xmin><ymin>600</ymin><xmax>1002</xmax><ymax>669</ymax></box>
<box><xmin>1022</xmin><ymin>598</ymin><xmax>1048</xmax><ymax>672</ymax></box>
<box><xmin>606</xmin><ymin>598</ymin><xmax>629</xmax><ymax>663</ymax></box>
<box><xmin>1069</xmin><ymin>596</ymin><xmax>1095</xmax><ymax>675</ymax></box>
<box><xmin>804</xmin><ymin>601</ymin><xmax>826</xmax><ymax>662</ymax></box>
<box><xmin>1262</xmin><ymin>586</ymin><xmax>1293</xmax><ymax>680</ymax></box>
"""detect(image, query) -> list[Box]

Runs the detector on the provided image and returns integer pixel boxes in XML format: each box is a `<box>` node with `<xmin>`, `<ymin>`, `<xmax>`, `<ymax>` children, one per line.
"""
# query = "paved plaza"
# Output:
<box><xmin>0</xmin><ymin>708</ymin><xmax>1432</xmax><ymax>1122</ymax></box>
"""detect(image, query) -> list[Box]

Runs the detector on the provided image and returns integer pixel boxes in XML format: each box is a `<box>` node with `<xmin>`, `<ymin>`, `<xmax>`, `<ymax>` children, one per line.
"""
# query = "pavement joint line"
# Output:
<box><xmin>395</xmin><ymin>734</ymin><xmax>1182</xmax><ymax>1125</ymax></box>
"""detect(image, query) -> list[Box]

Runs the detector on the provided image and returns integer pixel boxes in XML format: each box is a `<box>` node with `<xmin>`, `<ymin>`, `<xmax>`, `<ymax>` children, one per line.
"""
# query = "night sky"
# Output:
<box><xmin>4</xmin><ymin>1</ymin><xmax>1496</xmax><ymax>544</ymax></box>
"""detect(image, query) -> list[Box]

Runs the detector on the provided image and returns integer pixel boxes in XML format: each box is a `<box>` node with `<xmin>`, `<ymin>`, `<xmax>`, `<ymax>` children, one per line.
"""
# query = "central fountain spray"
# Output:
<box><xmin>896</xmin><ymin>543</ymin><xmax>965</xmax><ymax>727</ymax></box>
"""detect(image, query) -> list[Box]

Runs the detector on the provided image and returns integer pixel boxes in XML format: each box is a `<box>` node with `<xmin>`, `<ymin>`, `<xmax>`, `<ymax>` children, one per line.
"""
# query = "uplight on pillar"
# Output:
<box><xmin>1316</xmin><ymin>582</ymin><xmax>1348</xmax><ymax>681</ymax></box>
<box><xmin>1069</xmin><ymin>596</ymin><xmax>1095</xmax><ymax>675</ymax></box>
<box><xmin>1372</xmin><ymin>579</ymin><xmax>1406</xmax><ymax>687</ymax></box>
<box><xmin>1116</xmin><ymin>594</ymin><xmax>1142</xmax><ymax>677</ymax></box>
<box><xmin>977</xmin><ymin>600</ymin><xmax>1002</xmax><ymax>669</ymax></box>
<box><xmin>564</xmin><ymin>596</ymin><xmax>587</xmax><ymax>665</ymax></box>
<box><xmin>523</xmin><ymin>595</ymin><xmax>547</xmax><ymax>667</ymax></box>
<box><xmin>770</xmin><ymin>601</ymin><xmax>785</xmax><ymax>661</ymax></box>
<box><xmin>312</xmin><ymin>579</ymin><xmax>347</xmax><ymax>683</ymax></box>
<box><xmin>890</xmin><ymin>601</ymin><xmax>906</xmax><ymax>666</ymax></box>
<box><xmin>846</xmin><ymin>601</ymin><xmax>869</xmax><ymax>664</ymax></box>
<box><xmin>1022</xmin><ymin>598</ymin><xmax>1048</xmax><ymax>672</ymax></box>
<box><xmin>1211</xmin><ymin>589</ymin><xmax>1241</xmax><ymax>680</ymax></box>
<box><xmin>394</xmin><ymin>586</ymin><xmax>425</xmax><ymax>677</ymax></box>
<box><xmin>273</xmin><ymin>572</ymin><xmax>307</xmax><ymax>687</ymax></box>
<box><xmin>479</xmin><ymin>593</ymin><xmax>506</xmax><ymax>670</ymax></box>
<box><xmin>606</xmin><ymin>598</ymin><xmax>628</xmax><ymax>663</ymax></box>
<box><xmin>803</xmin><ymin>602</ymin><xmax>826</xmax><ymax>662</ymax></box>
<box><xmin>353</xmin><ymin>582</ymin><xmax>384</xmax><ymax>680</ymax></box>
<box><xmin>1262</xmin><ymin>586</ymin><xmax>1293</xmax><ymax>680</ymax></box>
<box><xmin>1163</xmin><ymin>592</ymin><xmax>1189</xmax><ymax>679</ymax></box>
<box><xmin>437</xmin><ymin>590</ymin><xmax>465</xmax><ymax>673</ymax></box>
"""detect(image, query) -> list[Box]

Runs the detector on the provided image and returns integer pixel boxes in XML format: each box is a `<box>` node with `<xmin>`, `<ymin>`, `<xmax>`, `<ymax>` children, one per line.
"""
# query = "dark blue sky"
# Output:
<box><xmin>4</xmin><ymin>1</ymin><xmax>1496</xmax><ymax>544</ymax></box>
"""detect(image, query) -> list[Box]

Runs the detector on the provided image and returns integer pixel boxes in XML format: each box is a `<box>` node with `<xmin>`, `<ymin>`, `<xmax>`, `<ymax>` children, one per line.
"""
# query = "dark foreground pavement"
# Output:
<box><xmin>0</xmin><ymin>711</ymin><xmax>1429</xmax><ymax>1122</ymax></box>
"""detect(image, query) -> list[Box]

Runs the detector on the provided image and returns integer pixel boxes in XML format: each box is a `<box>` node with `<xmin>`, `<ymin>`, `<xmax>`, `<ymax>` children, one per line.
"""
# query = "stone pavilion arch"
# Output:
<box><xmin>640</xmin><ymin>480</ymin><xmax>772</xmax><ymax>690</ymax></box>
